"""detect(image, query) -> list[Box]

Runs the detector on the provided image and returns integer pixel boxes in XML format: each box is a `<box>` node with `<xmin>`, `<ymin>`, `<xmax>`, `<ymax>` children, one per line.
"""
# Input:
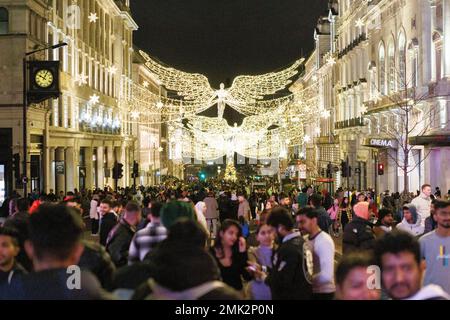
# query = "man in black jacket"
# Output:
<box><xmin>78</xmin><ymin>239</ymin><xmax>116</xmax><ymax>290</ymax></box>
<box><xmin>99</xmin><ymin>198</ymin><xmax>118</xmax><ymax>246</ymax></box>
<box><xmin>106</xmin><ymin>201</ymin><xmax>141</xmax><ymax>267</ymax></box>
<box><xmin>0</xmin><ymin>204</ymin><xmax>111</xmax><ymax>299</ymax></box>
<box><xmin>343</xmin><ymin>201</ymin><xmax>375</xmax><ymax>254</ymax></box>
<box><xmin>250</xmin><ymin>207</ymin><xmax>313</xmax><ymax>300</ymax></box>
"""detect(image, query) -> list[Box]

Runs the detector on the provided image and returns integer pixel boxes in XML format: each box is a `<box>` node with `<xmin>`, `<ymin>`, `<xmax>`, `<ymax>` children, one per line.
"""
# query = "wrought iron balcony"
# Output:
<box><xmin>335</xmin><ymin>117</ymin><xmax>365</xmax><ymax>130</ymax></box>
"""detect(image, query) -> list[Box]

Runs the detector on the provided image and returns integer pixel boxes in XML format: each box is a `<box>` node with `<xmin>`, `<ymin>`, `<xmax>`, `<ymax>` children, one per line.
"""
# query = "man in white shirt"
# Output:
<box><xmin>411</xmin><ymin>184</ymin><xmax>432</xmax><ymax>227</ymax></box>
<box><xmin>296</xmin><ymin>207</ymin><xmax>336</xmax><ymax>300</ymax></box>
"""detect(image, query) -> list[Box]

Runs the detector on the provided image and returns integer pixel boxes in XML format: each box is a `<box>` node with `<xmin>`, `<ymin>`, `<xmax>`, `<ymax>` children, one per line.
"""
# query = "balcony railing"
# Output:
<box><xmin>337</xmin><ymin>33</ymin><xmax>367</xmax><ymax>59</ymax></box>
<box><xmin>335</xmin><ymin>117</ymin><xmax>365</xmax><ymax>130</ymax></box>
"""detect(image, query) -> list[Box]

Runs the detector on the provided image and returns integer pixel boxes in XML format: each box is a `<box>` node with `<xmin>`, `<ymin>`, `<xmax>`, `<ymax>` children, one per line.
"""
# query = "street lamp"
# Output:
<box><xmin>23</xmin><ymin>42</ymin><xmax>67</xmax><ymax>196</ymax></box>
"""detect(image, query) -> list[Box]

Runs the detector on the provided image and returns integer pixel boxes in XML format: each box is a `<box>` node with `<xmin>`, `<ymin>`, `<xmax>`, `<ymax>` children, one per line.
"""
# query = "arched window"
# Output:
<box><xmin>0</xmin><ymin>7</ymin><xmax>8</xmax><ymax>35</ymax></box>
<box><xmin>408</xmin><ymin>39</ymin><xmax>419</xmax><ymax>88</ymax></box>
<box><xmin>388</xmin><ymin>40</ymin><xmax>396</xmax><ymax>93</ymax></box>
<box><xmin>398</xmin><ymin>31</ymin><xmax>407</xmax><ymax>90</ymax></box>
<box><xmin>379</xmin><ymin>43</ymin><xmax>386</xmax><ymax>94</ymax></box>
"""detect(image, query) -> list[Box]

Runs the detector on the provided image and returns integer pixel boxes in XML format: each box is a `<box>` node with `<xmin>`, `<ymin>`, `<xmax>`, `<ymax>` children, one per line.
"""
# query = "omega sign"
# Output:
<box><xmin>369</xmin><ymin>139</ymin><xmax>397</xmax><ymax>149</ymax></box>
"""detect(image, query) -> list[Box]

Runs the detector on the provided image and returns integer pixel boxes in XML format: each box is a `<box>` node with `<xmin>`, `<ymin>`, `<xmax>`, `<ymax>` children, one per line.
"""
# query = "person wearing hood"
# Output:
<box><xmin>374</xmin><ymin>230</ymin><xmax>449</xmax><ymax>300</ymax></box>
<box><xmin>342</xmin><ymin>202</ymin><xmax>375</xmax><ymax>254</ymax></box>
<box><xmin>131</xmin><ymin>219</ymin><xmax>241</xmax><ymax>300</ymax></box>
<box><xmin>411</xmin><ymin>184</ymin><xmax>432</xmax><ymax>227</ymax></box>
<box><xmin>396</xmin><ymin>204</ymin><xmax>424</xmax><ymax>237</ymax></box>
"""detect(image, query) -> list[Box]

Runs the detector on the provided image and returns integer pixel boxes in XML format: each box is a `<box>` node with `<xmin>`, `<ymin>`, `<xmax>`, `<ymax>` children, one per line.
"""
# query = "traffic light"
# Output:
<box><xmin>341</xmin><ymin>161</ymin><xmax>349</xmax><ymax>177</ymax></box>
<box><xmin>378</xmin><ymin>163</ymin><xmax>385</xmax><ymax>176</ymax></box>
<box><xmin>12</xmin><ymin>153</ymin><xmax>20</xmax><ymax>181</ymax></box>
<box><xmin>132</xmin><ymin>161</ymin><xmax>139</xmax><ymax>178</ymax></box>
<box><xmin>326</xmin><ymin>163</ymin><xmax>333</xmax><ymax>178</ymax></box>
<box><xmin>113</xmin><ymin>162</ymin><xmax>124</xmax><ymax>180</ymax></box>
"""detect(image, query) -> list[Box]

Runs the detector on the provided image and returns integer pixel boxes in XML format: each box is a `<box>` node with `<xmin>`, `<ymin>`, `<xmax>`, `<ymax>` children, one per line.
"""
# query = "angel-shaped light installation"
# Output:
<box><xmin>140</xmin><ymin>50</ymin><xmax>304</xmax><ymax>118</ymax></box>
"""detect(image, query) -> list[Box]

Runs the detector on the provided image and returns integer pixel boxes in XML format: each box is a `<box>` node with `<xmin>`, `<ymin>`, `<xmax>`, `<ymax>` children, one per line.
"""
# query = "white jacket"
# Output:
<box><xmin>396</xmin><ymin>217</ymin><xmax>424</xmax><ymax>236</ymax></box>
<box><xmin>411</xmin><ymin>193</ymin><xmax>431</xmax><ymax>227</ymax></box>
<box><xmin>405</xmin><ymin>284</ymin><xmax>450</xmax><ymax>300</ymax></box>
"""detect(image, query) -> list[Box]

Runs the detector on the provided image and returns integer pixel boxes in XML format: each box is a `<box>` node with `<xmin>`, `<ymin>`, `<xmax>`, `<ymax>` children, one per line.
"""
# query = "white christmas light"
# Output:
<box><xmin>89</xmin><ymin>94</ymin><xmax>100</xmax><ymax>105</ymax></box>
<box><xmin>355</xmin><ymin>18</ymin><xmax>364</xmax><ymax>29</ymax></box>
<box><xmin>131</xmin><ymin>111</ymin><xmax>140</xmax><ymax>120</ymax></box>
<box><xmin>76</xmin><ymin>74</ymin><xmax>88</xmax><ymax>86</ymax></box>
<box><xmin>108</xmin><ymin>65</ymin><xmax>117</xmax><ymax>74</ymax></box>
<box><xmin>321</xmin><ymin>110</ymin><xmax>331</xmax><ymax>119</ymax></box>
<box><xmin>326</xmin><ymin>56</ymin><xmax>336</xmax><ymax>66</ymax></box>
<box><xmin>143</xmin><ymin>81</ymin><xmax>149</xmax><ymax>88</ymax></box>
<box><xmin>88</xmin><ymin>13</ymin><xmax>98</xmax><ymax>23</ymax></box>
<box><xmin>303</xmin><ymin>135</ymin><xmax>311</xmax><ymax>143</ymax></box>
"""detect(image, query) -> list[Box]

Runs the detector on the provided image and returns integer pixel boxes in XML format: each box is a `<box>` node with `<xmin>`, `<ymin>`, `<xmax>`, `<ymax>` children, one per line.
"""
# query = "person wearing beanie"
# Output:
<box><xmin>373</xmin><ymin>208</ymin><xmax>395</xmax><ymax>238</ymax></box>
<box><xmin>160</xmin><ymin>200</ymin><xmax>196</xmax><ymax>229</ymax></box>
<box><xmin>342</xmin><ymin>202</ymin><xmax>375</xmax><ymax>254</ymax></box>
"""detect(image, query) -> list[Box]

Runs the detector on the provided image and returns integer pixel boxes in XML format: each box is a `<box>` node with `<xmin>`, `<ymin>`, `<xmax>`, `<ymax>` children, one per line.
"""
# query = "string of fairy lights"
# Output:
<box><xmin>115</xmin><ymin>51</ymin><xmax>327</xmax><ymax>160</ymax></box>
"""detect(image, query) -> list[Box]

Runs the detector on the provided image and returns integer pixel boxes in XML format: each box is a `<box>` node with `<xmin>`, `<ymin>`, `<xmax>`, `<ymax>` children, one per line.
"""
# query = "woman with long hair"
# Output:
<box><xmin>338</xmin><ymin>197</ymin><xmax>352</xmax><ymax>230</ymax></box>
<box><xmin>210</xmin><ymin>219</ymin><xmax>251</xmax><ymax>292</ymax></box>
<box><xmin>247</xmin><ymin>223</ymin><xmax>275</xmax><ymax>300</ymax></box>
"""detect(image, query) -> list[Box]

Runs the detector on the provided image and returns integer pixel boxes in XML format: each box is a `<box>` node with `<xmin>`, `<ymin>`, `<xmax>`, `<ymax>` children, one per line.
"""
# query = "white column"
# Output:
<box><xmin>422</xmin><ymin>1</ymin><xmax>433</xmax><ymax>84</ymax></box>
<box><xmin>431</xmin><ymin>1</ymin><xmax>437</xmax><ymax>81</ymax></box>
<box><xmin>85</xmin><ymin>147</ymin><xmax>93</xmax><ymax>190</ymax></box>
<box><xmin>47</xmin><ymin>147</ymin><xmax>55</xmax><ymax>193</ymax></box>
<box><xmin>96</xmin><ymin>146</ymin><xmax>104</xmax><ymax>189</ymax></box>
<box><xmin>55</xmin><ymin>147</ymin><xmax>66</xmax><ymax>194</ymax></box>
<box><xmin>444</xmin><ymin>0</ymin><xmax>450</xmax><ymax>78</ymax></box>
<box><xmin>65</xmin><ymin>147</ymin><xmax>77</xmax><ymax>192</ymax></box>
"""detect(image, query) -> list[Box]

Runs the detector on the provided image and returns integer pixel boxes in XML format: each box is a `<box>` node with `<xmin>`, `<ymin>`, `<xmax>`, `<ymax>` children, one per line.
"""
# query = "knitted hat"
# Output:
<box><xmin>160</xmin><ymin>200</ymin><xmax>196</xmax><ymax>229</ymax></box>
<box><xmin>353</xmin><ymin>202</ymin><xmax>370</xmax><ymax>220</ymax></box>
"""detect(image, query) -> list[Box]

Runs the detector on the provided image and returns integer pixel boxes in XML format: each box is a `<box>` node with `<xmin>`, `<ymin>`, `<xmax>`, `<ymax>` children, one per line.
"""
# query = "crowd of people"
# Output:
<box><xmin>0</xmin><ymin>181</ymin><xmax>449</xmax><ymax>300</ymax></box>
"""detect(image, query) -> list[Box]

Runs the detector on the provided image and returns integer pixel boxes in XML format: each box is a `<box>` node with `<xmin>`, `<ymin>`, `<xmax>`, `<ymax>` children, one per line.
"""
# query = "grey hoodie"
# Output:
<box><xmin>396</xmin><ymin>204</ymin><xmax>424</xmax><ymax>236</ymax></box>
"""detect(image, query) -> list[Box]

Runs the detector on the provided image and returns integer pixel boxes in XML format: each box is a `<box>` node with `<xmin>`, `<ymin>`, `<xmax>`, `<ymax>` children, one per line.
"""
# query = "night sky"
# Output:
<box><xmin>131</xmin><ymin>0</ymin><xmax>329</xmax><ymax>123</ymax></box>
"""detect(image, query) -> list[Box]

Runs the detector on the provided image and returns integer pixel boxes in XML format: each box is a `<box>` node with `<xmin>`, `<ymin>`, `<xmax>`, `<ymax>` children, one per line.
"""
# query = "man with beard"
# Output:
<box><xmin>374</xmin><ymin>230</ymin><xmax>449</xmax><ymax>300</ymax></box>
<box><xmin>248</xmin><ymin>207</ymin><xmax>313</xmax><ymax>300</ymax></box>
<box><xmin>419</xmin><ymin>200</ymin><xmax>450</xmax><ymax>294</ymax></box>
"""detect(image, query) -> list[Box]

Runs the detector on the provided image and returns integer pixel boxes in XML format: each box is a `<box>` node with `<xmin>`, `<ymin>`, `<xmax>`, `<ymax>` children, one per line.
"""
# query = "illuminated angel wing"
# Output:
<box><xmin>228</xmin><ymin>58</ymin><xmax>305</xmax><ymax>105</ymax></box>
<box><xmin>140</xmin><ymin>50</ymin><xmax>216</xmax><ymax>104</ymax></box>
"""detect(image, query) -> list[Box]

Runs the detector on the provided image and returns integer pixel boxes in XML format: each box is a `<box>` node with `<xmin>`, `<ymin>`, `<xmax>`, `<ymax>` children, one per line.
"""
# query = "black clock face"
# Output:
<box><xmin>35</xmin><ymin>69</ymin><xmax>54</xmax><ymax>88</ymax></box>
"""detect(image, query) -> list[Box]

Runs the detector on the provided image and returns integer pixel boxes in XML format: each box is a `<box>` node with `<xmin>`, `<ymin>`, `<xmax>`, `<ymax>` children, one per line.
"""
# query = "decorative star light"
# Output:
<box><xmin>326</xmin><ymin>56</ymin><xmax>336</xmax><ymax>66</ymax></box>
<box><xmin>321</xmin><ymin>110</ymin><xmax>331</xmax><ymax>119</ymax></box>
<box><xmin>108</xmin><ymin>65</ymin><xmax>117</xmax><ymax>74</ymax></box>
<box><xmin>76</xmin><ymin>74</ymin><xmax>88</xmax><ymax>86</ymax></box>
<box><xmin>314</xmin><ymin>127</ymin><xmax>321</xmax><ymax>135</ymax></box>
<box><xmin>130</xmin><ymin>111</ymin><xmax>140</xmax><ymax>120</ymax></box>
<box><xmin>143</xmin><ymin>81</ymin><xmax>149</xmax><ymax>88</ymax></box>
<box><xmin>158</xmin><ymin>147</ymin><xmax>164</xmax><ymax>152</ymax></box>
<box><xmin>360</xmin><ymin>105</ymin><xmax>368</xmax><ymax>115</ymax></box>
<box><xmin>156</xmin><ymin>101</ymin><xmax>164</xmax><ymax>109</ymax></box>
<box><xmin>89</xmin><ymin>94</ymin><xmax>100</xmax><ymax>105</ymax></box>
<box><xmin>355</xmin><ymin>18</ymin><xmax>365</xmax><ymax>29</ymax></box>
<box><xmin>303</xmin><ymin>135</ymin><xmax>311</xmax><ymax>143</ymax></box>
<box><xmin>88</xmin><ymin>13</ymin><xmax>98</xmax><ymax>23</ymax></box>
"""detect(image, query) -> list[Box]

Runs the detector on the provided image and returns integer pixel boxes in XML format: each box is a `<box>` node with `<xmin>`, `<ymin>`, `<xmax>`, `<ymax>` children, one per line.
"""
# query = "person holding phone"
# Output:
<box><xmin>210</xmin><ymin>219</ymin><xmax>251</xmax><ymax>293</ymax></box>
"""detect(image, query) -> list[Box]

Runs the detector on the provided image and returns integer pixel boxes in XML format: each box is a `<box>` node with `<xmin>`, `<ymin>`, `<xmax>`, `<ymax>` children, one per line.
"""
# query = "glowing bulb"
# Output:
<box><xmin>89</xmin><ymin>94</ymin><xmax>100</xmax><ymax>105</ymax></box>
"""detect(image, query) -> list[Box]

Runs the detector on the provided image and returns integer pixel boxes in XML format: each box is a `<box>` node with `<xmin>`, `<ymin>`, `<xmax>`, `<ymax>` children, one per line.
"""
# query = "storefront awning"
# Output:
<box><xmin>409</xmin><ymin>134</ymin><xmax>450</xmax><ymax>146</ymax></box>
